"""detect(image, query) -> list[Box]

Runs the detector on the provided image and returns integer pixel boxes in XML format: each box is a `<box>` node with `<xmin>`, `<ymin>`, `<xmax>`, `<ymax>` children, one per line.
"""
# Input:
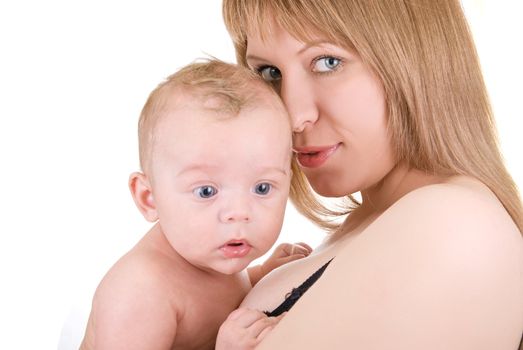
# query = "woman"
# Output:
<box><xmin>222</xmin><ymin>0</ymin><xmax>523</xmax><ymax>348</ymax></box>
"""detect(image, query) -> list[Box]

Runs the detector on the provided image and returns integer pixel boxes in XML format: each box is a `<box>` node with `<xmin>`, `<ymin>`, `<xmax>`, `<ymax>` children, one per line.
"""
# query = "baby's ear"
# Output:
<box><xmin>129</xmin><ymin>172</ymin><xmax>158</xmax><ymax>222</ymax></box>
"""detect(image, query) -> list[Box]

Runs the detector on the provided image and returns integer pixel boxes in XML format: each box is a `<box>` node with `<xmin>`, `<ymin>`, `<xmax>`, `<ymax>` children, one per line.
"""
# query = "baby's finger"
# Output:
<box><xmin>294</xmin><ymin>242</ymin><xmax>313</xmax><ymax>254</ymax></box>
<box><xmin>229</xmin><ymin>308</ymin><xmax>267</xmax><ymax>328</ymax></box>
<box><xmin>254</xmin><ymin>313</ymin><xmax>286</xmax><ymax>343</ymax></box>
<box><xmin>274</xmin><ymin>242</ymin><xmax>295</xmax><ymax>257</ymax></box>
<box><xmin>248</xmin><ymin>315</ymin><xmax>282</xmax><ymax>340</ymax></box>
<box><xmin>255</xmin><ymin>325</ymin><xmax>274</xmax><ymax>344</ymax></box>
<box><xmin>226</xmin><ymin>308</ymin><xmax>244</xmax><ymax>321</ymax></box>
<box><xmin>278</xmin><ymin>254</ymin><xmax>307</xmax><ymax>265</ymax></box>
<box><xmin>290</xmin><ymin>245</ymin><xmax>310</xmax><ymax>256</ymax></box>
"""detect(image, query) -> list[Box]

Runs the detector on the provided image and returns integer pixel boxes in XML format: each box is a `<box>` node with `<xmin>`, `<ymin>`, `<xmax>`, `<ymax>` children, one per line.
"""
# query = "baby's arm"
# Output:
<box><xmin>247</xmin><ymin>242</ymin><xmax>312</xmax><ymax>285</ymax></box>
<box><xmin>215</xmin><ymin>308</ymin><xmax>284</xmax><ymax>350</ymax></box>
<box><xmin>216</xmin><ymin>243</ymin><xmax>309</xmax><ymax>349</ymax></box>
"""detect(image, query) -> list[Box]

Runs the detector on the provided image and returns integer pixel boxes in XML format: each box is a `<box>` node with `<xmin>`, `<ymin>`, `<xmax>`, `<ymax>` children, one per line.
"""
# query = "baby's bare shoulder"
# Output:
<box><xmin>87</xmin><ymin>248</ymin><xmax>183</xmax><ymax>349</ymax></box>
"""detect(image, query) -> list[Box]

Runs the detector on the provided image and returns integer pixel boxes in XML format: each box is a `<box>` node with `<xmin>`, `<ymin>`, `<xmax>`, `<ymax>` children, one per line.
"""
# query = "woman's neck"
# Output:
<box><xmin>342</xmin><ymin>164</ymin><xmax>447</xmax><ymax>234</ymax></box>
<box><xmin>361</xmin><ymin>163</ymin><xmax>445</xmax><ymax>212</ymax></box>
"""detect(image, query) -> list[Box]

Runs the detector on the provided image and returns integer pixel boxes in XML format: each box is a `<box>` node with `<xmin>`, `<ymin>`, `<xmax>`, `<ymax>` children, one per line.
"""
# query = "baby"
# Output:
<box><xmin>79</xmin><ymin>59</ymin><xmax>310</xmax><ymax>350</ymax></box>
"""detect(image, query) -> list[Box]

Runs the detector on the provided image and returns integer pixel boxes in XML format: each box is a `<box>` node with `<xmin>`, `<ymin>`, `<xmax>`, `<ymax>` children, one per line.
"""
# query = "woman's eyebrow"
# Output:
<box><xmin>297</xmin><ymin>40</ymin><xmax>333</xmax><ymax>54</ymax></box>
<box><xmin>246</xmin><ymin>40</ymin><xmax>333</xmax><ymax>62</ymax></box>
<box><xmin>245</xmin><ymin>53</ymin><xmax>267</xmax><ymax>62</ymax></box>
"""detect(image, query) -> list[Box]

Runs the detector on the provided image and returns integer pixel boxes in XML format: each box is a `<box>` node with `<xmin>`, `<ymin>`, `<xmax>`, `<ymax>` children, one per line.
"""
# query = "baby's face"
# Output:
<box><xmin>149</xmin><ymin>97</ymin><xmax>292</xmax><ymax>275</ymax></box>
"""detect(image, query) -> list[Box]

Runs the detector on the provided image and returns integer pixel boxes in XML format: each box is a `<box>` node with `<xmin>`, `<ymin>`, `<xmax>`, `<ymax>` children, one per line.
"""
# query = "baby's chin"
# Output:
<box><xmin>217</xmin><ymin>259</ymin><xmax>253</xmax><ymax>275</ymax></box>
<box><xmin>196</xmin><ymin>258</ymin><xmax>253</xmax><ymax>276</ymax></box>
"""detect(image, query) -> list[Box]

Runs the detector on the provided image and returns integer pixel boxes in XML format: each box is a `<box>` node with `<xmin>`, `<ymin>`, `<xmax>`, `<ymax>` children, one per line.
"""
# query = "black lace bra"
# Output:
<box><xmin>264</xmin><ymin>258</ymin><xmax>334</xmax><ymax>317</ymax></box>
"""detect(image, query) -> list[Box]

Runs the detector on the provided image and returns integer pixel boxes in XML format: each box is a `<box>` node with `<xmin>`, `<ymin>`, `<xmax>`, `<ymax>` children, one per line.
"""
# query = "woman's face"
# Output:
<box><xmin>246</xmin><ymin>26</ymin><xmax>396</xmax><ymax>197</ymax></box>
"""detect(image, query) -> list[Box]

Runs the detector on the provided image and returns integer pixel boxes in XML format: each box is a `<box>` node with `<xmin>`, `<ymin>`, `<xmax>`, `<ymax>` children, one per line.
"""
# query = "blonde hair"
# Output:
<box><xmin>223</xmin><ymin>0</ymin><xmax>523</xmax><ymax>234</ymax></box>
<box><xmin>138</xmin><ymin>59</ymin><xmax>283</xmax><ymax>173</ymax></box>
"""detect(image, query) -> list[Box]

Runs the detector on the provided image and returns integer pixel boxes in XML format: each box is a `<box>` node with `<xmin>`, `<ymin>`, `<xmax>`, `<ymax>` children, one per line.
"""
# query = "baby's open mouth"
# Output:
<box><xmin>220</xmin><ymin>240</ymin><xmax>251</xmax><ymax>258</ymax></box>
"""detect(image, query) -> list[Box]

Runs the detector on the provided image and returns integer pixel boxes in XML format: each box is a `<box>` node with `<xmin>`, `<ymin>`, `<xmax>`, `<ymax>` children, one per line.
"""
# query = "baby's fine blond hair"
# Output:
<box><xmin>137</xmin><ymin>59</ymin><xmax>283</xmax><ymax>173</ymax></box>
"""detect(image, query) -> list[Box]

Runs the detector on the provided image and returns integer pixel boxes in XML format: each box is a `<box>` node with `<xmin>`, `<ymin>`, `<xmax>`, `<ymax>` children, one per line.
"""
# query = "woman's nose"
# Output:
<box><xmin>280</xmin><ymin>75</ymin><xmax>319</xmax><ymax>133</ymax></box>
<box><xmin>219</xmin><ymin>195</ymin><xmax>251</xmax><ymax>223</ymax></box>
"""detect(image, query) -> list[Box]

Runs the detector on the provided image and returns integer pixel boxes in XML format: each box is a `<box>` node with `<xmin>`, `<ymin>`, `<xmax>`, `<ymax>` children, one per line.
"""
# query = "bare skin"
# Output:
<box><xmin>80</xmin><ymin>225</ymin><xmax>310</xmax><ymax>350</ymax></box>
<box><xmin>80</xmin><ymin>85</ymin><xmax>314</xmax><ymax>349</ymax></box>
<box><xmin>242</xmin><ymin>172</ymin><xmax>523</xmax><ymax>349</ymax></box>
<box><xmin>237</xmin><ymin>21</ymin><xmax>523</xmax><ymax>348</ymax></box>
<box><xmin>80</xmin><ymin>224</ymin><xmax>252</xmax><ymax>350</ymax></box>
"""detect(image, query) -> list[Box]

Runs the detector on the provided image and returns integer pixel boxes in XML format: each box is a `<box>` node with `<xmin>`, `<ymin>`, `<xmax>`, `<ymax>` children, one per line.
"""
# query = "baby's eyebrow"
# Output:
<box><xmin>176</xmin><ymin>164</ymin><xmax>219</xmax><ymax>177</ymax></box>
<box><xmin>176</xmin><ymin>164</ymin><xmax>288</xmax><ymax>177</ymax></box>
<box><xmin>257</xmin><ymin>166</ymin><xmax>290</xmax><ymax>177</ymax></box>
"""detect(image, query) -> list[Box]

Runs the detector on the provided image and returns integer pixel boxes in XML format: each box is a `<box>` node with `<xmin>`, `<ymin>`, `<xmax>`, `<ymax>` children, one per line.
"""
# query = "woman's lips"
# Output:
<box><xmin>294</xmin><ymin>144</ymin><xmax>340</xmax><ymax>168</ymax></box>
<box><xmin>220</xmin><ymin>239</ymin><xmax>251</xmax><ymax>258</ymax></box>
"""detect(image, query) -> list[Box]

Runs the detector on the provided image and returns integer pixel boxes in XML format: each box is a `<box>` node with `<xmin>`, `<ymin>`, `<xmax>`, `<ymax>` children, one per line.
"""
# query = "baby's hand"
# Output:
<box><xmin>262</xmin><ymin>242</ymin><xmax>312</xmax><ymax>274</ymax></box>
<box><xmin>215</xmin><ymin>308</ymin><xmax>284</xmax><ymax>350</ymax></box>
<box><xmin>248</xmin><ymin>242</ymin><xmax>312</xmax><ymax>285</ymax></box>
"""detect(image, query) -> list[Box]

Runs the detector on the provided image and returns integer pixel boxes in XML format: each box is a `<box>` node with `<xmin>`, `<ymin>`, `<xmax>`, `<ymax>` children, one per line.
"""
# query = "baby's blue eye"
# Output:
<box><xmin>258</xmin><ymin>66</ymin><xmax>281</xmax><ymax>82</ymax></box>
<box><xmin>312</xmin><ymin>56</ymin><xmax>341</xmax><ymax>72</ymax></box>
<box><xmin>194</xmin><ymin>185</ymin><xmax>218</xmax><ymax>199</ymax></box>
<box><xmin>254</xmin><ymin>182</ymin><xmax>272</xmax><ymax>195</ymax></box>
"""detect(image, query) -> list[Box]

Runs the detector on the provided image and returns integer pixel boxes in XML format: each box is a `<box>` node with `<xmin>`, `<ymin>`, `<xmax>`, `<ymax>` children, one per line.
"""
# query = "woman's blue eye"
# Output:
<box><xmin>258</xmin><ymin>66</ymin><xmax>281</xmax><ymax>81</ymax></box>
<box><xmin>312</xmin><ymin>56</ymin><xmax>341</xmax><ymax>73</ymax></box>
<box><xmin>194</xmin><ymin>185</ymin><xmax>218</xmax><ymax>199</ymax></box>
<box><xmin>254</xmin><ymin>182</ymin><xmax>272</xmax><ymax>195</ymax></box>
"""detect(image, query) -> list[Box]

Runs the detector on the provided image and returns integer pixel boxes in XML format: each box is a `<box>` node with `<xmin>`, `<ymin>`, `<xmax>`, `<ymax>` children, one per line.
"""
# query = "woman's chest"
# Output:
<box><xmin>242</xmin><ymin>246</ymin><xmax>339</xmax><ymax>313</ymax></box>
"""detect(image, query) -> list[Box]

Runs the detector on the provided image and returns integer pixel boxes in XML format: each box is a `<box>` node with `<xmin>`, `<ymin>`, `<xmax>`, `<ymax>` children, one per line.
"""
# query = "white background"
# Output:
<box><xmin>0</xmin><ymin>1</ymin><xmax>520</xmax><ymax>349</ymax></box>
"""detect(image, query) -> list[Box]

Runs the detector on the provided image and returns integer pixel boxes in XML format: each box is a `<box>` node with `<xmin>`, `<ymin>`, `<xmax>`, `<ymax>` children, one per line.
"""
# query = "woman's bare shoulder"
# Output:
<box><xmin>350</xmin><ymin>176</ymin><xmax>522</xmax><ymax>276</ymax></box>
<box><xmin>258</xmin><ymin>177</ymin><xmax>523</xmax><ymax>349</ymax></box>
<box><xmin>381</xmin><ymin>175</ymin><xmax>520</xmax><ymax>237</ymax></box>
